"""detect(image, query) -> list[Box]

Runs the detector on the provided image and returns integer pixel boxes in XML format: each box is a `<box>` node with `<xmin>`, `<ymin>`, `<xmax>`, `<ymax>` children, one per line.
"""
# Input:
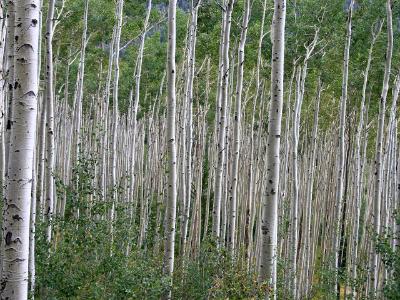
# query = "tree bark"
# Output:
<box><xmin>163</xmin><ymin>0</ymin><xmax>178</xmax><ymax>298</ymax></box>
<box><xmin>44</xmin><ymin>0</ymin><xmax>56</xmax><ymax>244</ymax></box>
<box><xmin>258</xmin><ymin>1</ymin><xmax>286</xmax><ymax>299</ymax></box>
<box><xmin>1</xmin><ymin>0</ymin><xmax>41</xmax><ymax>298</ymax></box>
<box><xmin>372</xmin><ymin>0</ymin><xmax>393</xmax><ymax>294</ymax></box>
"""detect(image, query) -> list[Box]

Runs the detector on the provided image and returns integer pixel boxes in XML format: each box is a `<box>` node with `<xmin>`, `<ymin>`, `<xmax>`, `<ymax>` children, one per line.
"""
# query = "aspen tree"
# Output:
<box><xmin>372</xmin><ymin>0</ymin><xmax>393</xmax><ymax>294</ymax></box>
<box><xmin>71</xmin><ymin>0</ymin><xmax>89</xmax><ymax>169</ymax></box>
<box><xmin>245</xmin><ymin>0</ymin><xmax>266</xmax><ymax>269</ymax></box>
<box><xmin>229</xmin><ymin>0</ymin><xmax>250</xmax><ymax>258</ymax></box>
<box><xmin>304</xmin><ymin>78</ymin><xmax>321</xmax><ymax>298</ymax></box>
<box><xmin>126</xmin><ymin>0</ymin><xmax>152</xmax><ymax>257</ymax></box>
<box><xmin>0</xmin><ymin>1</ymin><xmax>6</xmax><ymax>190</ymax></box>
<box><xmin>213</xmin><ymin>0</ymin><xmax>235</xmax><ymax>243</ymax></box>
<box><xmin>163</xmin><ymin>0</ymin><xmax>177</xmax><ymax>298</ymax></box>
<box><xmin>44</xmin><ymin>0</ymin><xmax>56</xmax><ymax>243</ymax></box>
<box><xmin>259</xmin><ymin>1</ymin><xmax>286</xmax><ymax>298</ymax></box>
<box><xmin>110</xmin><ymin>0</ymin><xmax>124</xmax><ymax>254</ymax></box>
<box><xmin>101</xmin><ymin>27</ymin><xmax>115</xmax><ymax>201</ymax></box>
<box><xmin>351</xmin><ymin>22</ymin><xmax>381</xmax><ymax>299</ymax></box>
<box><xmin>181</xmin><ymin>0</ymin><xmax>201</xmax><ymax>257</ymax></box>
<box><xmin>334</xmin><ymin>1</ymin><xmax>353</xmax><ymax>294</ymax></box>
<box><xmin>294</xmin><ymin>29</ymin><xmax>319</xmax><ymax>298</ymax></box>
<box><xmin>290</xmin><ymin>67</ymin><xmax>301</xmax><ymax>299</ymax></box>
<box><xmin>29</xmin><ymin>152</ymin><xmax>37</xmax><ymax>298</ymax></box>
<box><xmin>211</xmin><ymin>9</ymin><xmax>225</xmax><ymax>241</ymax></box>
<box><xmin>1</xmin><ymin>0</ymin><xmax>40</xmax><ymax>298</ymax></box>
<box><xmin>389</xmin><ymin>74</ymin><xmax>399</xmax><ymax>251</ymax></box>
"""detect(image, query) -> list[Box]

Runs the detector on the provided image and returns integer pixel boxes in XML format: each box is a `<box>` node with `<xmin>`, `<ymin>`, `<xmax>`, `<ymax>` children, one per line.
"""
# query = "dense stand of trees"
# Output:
<box><xmin>0</xmin><ymin>0</ymin><xmax>399</xmax><ymax>299</ymax></box>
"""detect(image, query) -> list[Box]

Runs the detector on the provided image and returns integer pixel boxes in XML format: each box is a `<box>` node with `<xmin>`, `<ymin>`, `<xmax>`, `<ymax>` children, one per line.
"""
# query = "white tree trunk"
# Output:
<box><xmin>258</xmin><ymin>1</ymin><xmax>286</xmax><ymax>299</ymax></box>
<box><xmin>1</xmin><ymin>0</ymin><xmax>40</xmax><ymax>298</ymax></box>
<box><xmin>229</xmin><ymin>0</ymin><xmax>250</xmax><ymax>258</ymax></box>
<box><xmin>0</xmin><ymin>1</ymin><xmax>6</xmax><ymax>193</ymax></box>
<box><xmin>4</xmin><ymin>0</ymin><xmax>15</xmax><ymax>168</ymax></box>
<box><xmin>163</xmin><ymin>0</ymin><xmax>178</xmax><ymax>298</ymax></box>
<box><xmin>334</xmin><ymin>1</ymin><xmax>353</xmax><ymax>294</ymax></box>
<box><xmin>351</xmin><ymin>22</ymin><xmax>381</xmax><ymax>299</ymax></box>
<box><xmin>109</xmin><ymin>0</ymin><xmax>124</xmax><ymax>254</ymax></box>
<box><xmin>44</xmin><ymin>0</ymin><xmax>56</xmax><ymax>243</ymax></box>
<box><xmin>213</xmin><ymin>0</ymin><xmax>235</xmax><ymax>244</ymax></box>
<box><xmin>372</xmin><ymin>0</ymin><xmax>393</xmax><ymax>294</ymax></box>
<box><xmin>181</xmin><ymin>0</ymin><xmax>201</xmax><ymax>257</ymax></box>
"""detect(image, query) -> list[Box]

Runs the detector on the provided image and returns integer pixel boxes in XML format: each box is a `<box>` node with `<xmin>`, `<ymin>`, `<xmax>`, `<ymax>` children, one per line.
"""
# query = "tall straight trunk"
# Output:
<box><xmin>1</xmin><ymin>0</ymin><xmax>40</xmax><ymax>298</ymax></box>
<box><xmin>258</xmin><ymin>1</ymin><xmax>286</xmax><ymax>298</ymax></box>
<box><xmin>44</xmin><ymin>0</ymin><xmax>56</xmax><ymax>243</ymax></box>
<box><xmin>290</xmin><ymin>67</ymin><xmax>302</xmax><ymax>299</ymax></box>
<box><xmin>211</xmin><ymin>9</ymin><xmax>225</xmax><ymax>242</ymax></box>
<box><xmin>37</xmin><ymin>89</ymin><xmax>46</xmax><ymax>220</ymax></box>
<box><xmin>334</xmin><ymin>1</ymin><xmax>353</xmax><ymax>294</ymax></box>
<box><xmin>126</xmin><ymin>0</ymin><xmax>152</xmax><ymax>257</ymax></box>
<box><xmin>213</xmin><ymin>0</ymin><xmax>235</xmax><ymax>243</ymax></box>
<box><xmin>245</xmin><ymin>0</ymin><xmax>266</xmax><ymax>269</ymax></box>
<box><xmin>294</xmin><ymin>30</ymin><xmax>319</xmax><ymax>298</ymax></box>
<box><xmin>351</xmin><ymin>22</ymin><xmax>381</xmax><ymax>299</ymax></box>
<box><xmin>110</xmin><ymin>0</ymin><xmax>124</xmax><ymax>254</ymax></box>
<box><xmin>229</xmin><ymin>0</ymin><xmax>250</xmax><ymax>258</ymax></box>
<box><xmin>101</xmin><ymin>27</ymin><xmax>115</xmax><ymax>201</ymax></box>
<box><xmin>389</xmin><ymin>75</ymin><xmax>399</xmax><ymax>251</ymax></box>
<box><xmin>0</xmin><ymin>2</ymin><xmax>6</xmax><ymax>193</ymax></box>
<box><xmin>182</xmin><ymin>0</ymin><xmax>201</xmax><ymax>257</ymax></box>
<box><xmin>29</xmin><ymin>150</ymin><xmax>37</xmax><ymax>298</ymax></box>
<box><xmin>71</xmin><ymin>0</ymin><xmax>89</xmax><ymax>168</ymax></box>
<box><xmin>163</xmin><ymin>0</ymin><xmax>177</xmax><ymax>298</ymax></box>
<box><xmin>304</xmin><ymin>78</ymin><xmax>321</xmax><ymax>298</ymax></box>
<box><xmin>372</xmin><ymin>0</ymin><xmax>393</xmax><ymax>294</ymax></box>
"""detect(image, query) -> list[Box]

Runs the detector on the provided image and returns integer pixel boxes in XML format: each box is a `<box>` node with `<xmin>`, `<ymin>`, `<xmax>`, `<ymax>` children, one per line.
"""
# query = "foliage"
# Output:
<box><xmin>376</xmin><ymin>224</ymin><xmax>400</xmax><ymax>299</ymax></box>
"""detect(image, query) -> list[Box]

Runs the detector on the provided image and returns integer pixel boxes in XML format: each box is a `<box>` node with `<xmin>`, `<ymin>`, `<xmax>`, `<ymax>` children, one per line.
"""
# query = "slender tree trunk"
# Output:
<box><xmin>372</xmin><ymin>0</ymin><xmax>393</xmax><ymax>294</ymax></box>
<box><xmin>304</xmin><ymin>78</ymin><xmax>321</xmax><ymax>298</ymax></box>
<box><xmin>29</xmin><ymin>150</ymin><xmax>37</xmax><ymax>299</ymax></box>
<box><xmin>126</xmin><ymin>0</ymin><xmax>152</xmax><ymax>257</ymax></box>
<box><xmin>229</xmin><ymin>0</ymin><xmax>250</xmax><ymax>258</ymax></box>
<box><xmin>0</xmin><ymin>1</ymin><xmax>6</xmax><ymax>195</ymax></box>
<box><xmin>44</xmin><ymin>0</ymin><xmax>56</xmax><ymax>244</ymax></box>
<box><xmin>351</xmin><ymin>22</ymin><xmax>381</xmax><ymax>299</ymax></box>
<box><xmin>334</xmin><ymin>1</ymin><xmax>353</xmax><ymax>295</ymax></box>
<box><xmin>182</xmin><ymin>0</ymin><xmax>201</xmax><ymax>258</ymax></box>
<box><xmin>290</xmin><ymin>67</ymin><xmax>302</xmax><ymax>299</ymax></box>
<box><xmin>163</xmin><ymin>0</ymin><xmax>178</xmax><ymax>298</ymax></box>
<box><xmin>110</xmin><ymin>0</ymin><xmax>124</xmax><ymax>254</ymax></box>
<box><xmin>213</xmin><ymin>0</ymin><xmax>235</xmax><ymax>244</ymax></box>
<box><xmin>258</xmin><ymin>1</ymin><xmax>286</xmax><ymax>299</ymax></box>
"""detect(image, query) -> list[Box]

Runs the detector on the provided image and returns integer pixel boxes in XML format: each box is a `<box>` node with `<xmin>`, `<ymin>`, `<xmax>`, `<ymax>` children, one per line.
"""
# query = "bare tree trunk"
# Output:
<box><xmin>213</xmin><ymin>0</ymin><xmax>235</xmax><ymax>243</ymax></box>
<box><xmin>181</xmin><ymin>0</ymin><xmax>201</xmax><ymax>258</ymax></box>
<box><xmin>229</xmin><ymin>0</ymin><xmax>250</xmax><ymax>258</ymax></box>
<box><xmin>334</xmin><ymin>1</ymin><xmax>353</xmax><ymax>295</ymax></box>
<box><xmin>126</xmin><ymin>0</ymin><xmax>152</xmax><ymax>257</ymax></box>
<box><xmin>29</xmin><ymin>150</ymin><xmax>37</xmax><ymax>299</ymax></box>
<box><xmin>258</xmin><ymin>1</ymin><xmax>286</xmax><ymax>299</ymax></box>
<box><xmin>0</xmin><ymin>1</ymin><xmax>6</xmax><ymax>195</ymax></box>
<box><xmin>372</xmin><ymin>0</ymin><xmax>393</xmax><ymax>295</ymax></box>
<box><xmin>110</xmin><ymin>0</ymin><xmax>124</xmax><ymax>255</ymax></box>
<box><xmin>44</xmin><ymin>0</ymin><xmax>56</xmax><ymax>244</ymax></box>
<box><xmin>351</xmin><ymin>22</ymin><xmax>381</xmax><ymax>300</ymax></box>
<box><xmin>1</xmin><ymin>0</ymin><xmax>40</xmax><ymax>298</ymax></box>
<box><xmin>163</xmin><ymin>0</ymin><xmax>178</xmax><ymax>298</ymax></box>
